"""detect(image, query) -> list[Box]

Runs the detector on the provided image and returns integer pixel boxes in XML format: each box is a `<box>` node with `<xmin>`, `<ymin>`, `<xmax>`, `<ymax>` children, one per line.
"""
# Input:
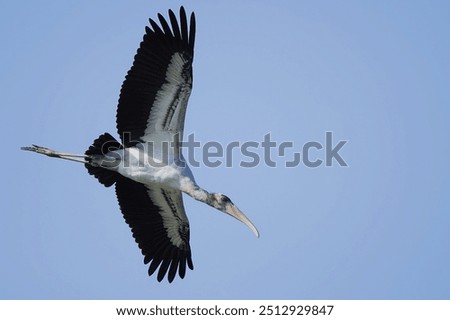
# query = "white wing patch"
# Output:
<box><xmin>143</xmin><ymin>52</ymin><xmax>192</xmax><ymax>144</ymax></box>
<box><xmin>146</xmin><ymin>186</ymin><xmax>190</xmax><ymax>249</ymax></box>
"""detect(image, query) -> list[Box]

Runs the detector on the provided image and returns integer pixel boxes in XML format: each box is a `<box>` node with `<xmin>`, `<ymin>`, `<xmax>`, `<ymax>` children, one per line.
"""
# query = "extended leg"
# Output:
<box><xmin>21</xmin><ymin>145</ymin><xmax>91</xmax><ymax>164</ymax></box>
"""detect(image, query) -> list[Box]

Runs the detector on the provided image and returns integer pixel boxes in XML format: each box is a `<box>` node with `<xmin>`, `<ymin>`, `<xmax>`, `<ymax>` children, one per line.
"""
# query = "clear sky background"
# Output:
<box><xmin>1</xmin><ymin>0</ymin><xmax>449</xmax><ymax>299</ymax></box>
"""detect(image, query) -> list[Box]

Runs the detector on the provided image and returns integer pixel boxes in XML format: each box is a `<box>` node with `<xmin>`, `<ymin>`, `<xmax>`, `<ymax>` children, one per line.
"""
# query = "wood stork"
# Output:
<box><xmin>21</xmin><ymin>6</ymin><xmax>259</xmax><ymax>283</ymax></box>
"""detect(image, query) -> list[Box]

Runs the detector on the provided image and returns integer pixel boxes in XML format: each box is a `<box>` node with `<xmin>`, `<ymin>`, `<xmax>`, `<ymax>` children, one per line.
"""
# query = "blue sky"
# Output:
<box><xmin>1</xmin><ymin>0</ymin><xmax>449</xmax><ymax>299</ymax></box>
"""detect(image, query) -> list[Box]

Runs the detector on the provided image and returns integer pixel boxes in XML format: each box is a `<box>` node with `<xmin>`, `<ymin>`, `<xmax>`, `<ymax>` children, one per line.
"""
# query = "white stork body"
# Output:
<box><xmin>21</xmin><ymin>7</ymin><xmax>259</xmax><ymax>283</ymax></box>
<box><xmin>105</xmin><ymin>146</ymin><xmax>192</xmax><ymax>187</ymax></box>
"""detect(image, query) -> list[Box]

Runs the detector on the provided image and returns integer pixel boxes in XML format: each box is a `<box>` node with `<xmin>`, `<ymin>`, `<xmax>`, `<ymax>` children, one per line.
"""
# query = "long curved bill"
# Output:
<box><xmin>225</xmin><ymin>204</ymin><xmax>260</xmax><ymax>238</ymax></box>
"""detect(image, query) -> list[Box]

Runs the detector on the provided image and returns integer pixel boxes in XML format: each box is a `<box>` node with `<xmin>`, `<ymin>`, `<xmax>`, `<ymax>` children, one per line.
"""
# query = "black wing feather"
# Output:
<box><xmin>158</xmin><ymin>13</ymin><xmax>173</xmax><ymax>37</ymax></box>
<box><xmin>180</xmin><ymin>7</ymin><xmax>189</xmax><ymax>46</ymax></box>
<box><xmin>169</xmin><ymin>10</ymin><xmax>182</xmax><ymax>41</ymax></box>
<box><xmin>189</xmin><ymin>12</ymin><xmax>196</xmax><ymax>54</ymax></box>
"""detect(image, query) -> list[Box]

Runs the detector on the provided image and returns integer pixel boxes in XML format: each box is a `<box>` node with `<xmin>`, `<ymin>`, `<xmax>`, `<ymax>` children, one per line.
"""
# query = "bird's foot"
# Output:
<box><xmin>21</xmin><ymin>145</ymin><xmax>61</xmax><ymax>158</ymax></box>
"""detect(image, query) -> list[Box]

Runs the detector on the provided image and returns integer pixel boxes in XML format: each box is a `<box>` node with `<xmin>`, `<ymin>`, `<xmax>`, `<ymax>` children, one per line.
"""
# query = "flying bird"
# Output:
<box><xmin>21</xmin><ymin>6</ymin><xmax>259</xmax><ymax>283</ymax></box>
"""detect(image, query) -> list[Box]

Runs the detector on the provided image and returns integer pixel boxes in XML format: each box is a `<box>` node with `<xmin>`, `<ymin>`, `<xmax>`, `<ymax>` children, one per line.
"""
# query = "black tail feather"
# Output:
<box><xmin>85</xmin><ymin>132</ymin><xmax>122</xmax><ymax>187</ymax></box>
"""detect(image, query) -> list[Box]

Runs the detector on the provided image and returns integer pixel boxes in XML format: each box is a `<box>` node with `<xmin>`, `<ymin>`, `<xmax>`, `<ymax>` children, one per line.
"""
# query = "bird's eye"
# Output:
<box><xmin>221</xmin><ymin>195</ymin><xmax>232</xmax><ymax>203</ymax></box>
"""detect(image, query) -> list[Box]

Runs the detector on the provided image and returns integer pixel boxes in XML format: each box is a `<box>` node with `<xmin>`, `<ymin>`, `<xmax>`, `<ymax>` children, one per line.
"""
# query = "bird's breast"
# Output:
<box><xmin>113</xmin><ymin>147</ymin><xmax>192</xmax><ymax>189</ymax></box>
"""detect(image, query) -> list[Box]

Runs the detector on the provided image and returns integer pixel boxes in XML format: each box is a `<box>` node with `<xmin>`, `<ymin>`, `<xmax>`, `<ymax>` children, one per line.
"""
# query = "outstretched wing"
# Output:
<box><xmin>116</xmin><ymin>6</ymin><xmax>195</xmax><ymax>147</ymax></box>
<box><xmin>115</xmin><ymin>176</ymin><xmax>194</xmax><ymax>283</ymax></box>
